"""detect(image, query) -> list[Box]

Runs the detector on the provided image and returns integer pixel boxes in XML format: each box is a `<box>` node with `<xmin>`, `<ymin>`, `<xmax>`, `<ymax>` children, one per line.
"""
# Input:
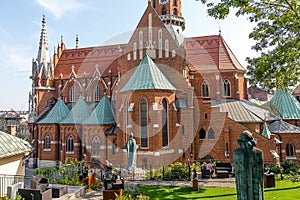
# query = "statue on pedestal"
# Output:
<box><xmin>122</xmin><ymin>133</ymin><xmax>138</xmax><ymax>170</ymax></box>
<box><xmin>234</xmin><ymin>130</ymin><xmax>264</xmax><ymax>200</ymax></box>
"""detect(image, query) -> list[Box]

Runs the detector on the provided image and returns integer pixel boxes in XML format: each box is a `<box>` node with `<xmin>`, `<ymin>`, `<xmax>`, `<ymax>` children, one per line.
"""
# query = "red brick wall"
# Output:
<box><xmin>275</xmin><ymin>133</ymin><xmax>300</xmax><ymax>164</ymax></box>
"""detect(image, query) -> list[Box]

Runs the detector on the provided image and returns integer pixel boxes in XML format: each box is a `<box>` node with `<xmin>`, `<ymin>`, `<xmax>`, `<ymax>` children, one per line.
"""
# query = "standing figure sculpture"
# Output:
<box><xmin>123</xmin><ymin>133</ymin><xmax>138</xmax><ymax>170</ymax></box>
<box><xmin>234</xmin><ymin>130</ymin><xmax>264</xmax><ymax>200</ymax></box>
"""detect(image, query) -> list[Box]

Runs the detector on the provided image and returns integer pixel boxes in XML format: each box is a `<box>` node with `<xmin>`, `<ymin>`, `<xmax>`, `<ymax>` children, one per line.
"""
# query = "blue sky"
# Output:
<box><xmin>0</xmin><ymin>0</ymin><xmax>257</xmax><ymax>110</ymax></box>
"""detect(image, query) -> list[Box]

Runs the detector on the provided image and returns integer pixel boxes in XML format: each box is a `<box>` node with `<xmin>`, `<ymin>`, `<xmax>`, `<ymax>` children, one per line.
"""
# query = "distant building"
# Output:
<box><xmin>0</xmin><ymin>131</ymin><xmax>32</xmax><ymax>198</ymax></box>
<box><xmin>0</xmin><ymin>111</ymin><xmax>29</xmax><ymax>138</ymax></box>
<box><xmin>292</xmin><ymin>85</ymin><xmax>300</xmax><ymax>102</ymax></box>
<box><xmin>248</xmin><ymin>86</ymin><xmax>273</xmax><ymax>101</ymax></box>
<box><xmin>28</xmin><ymin>1</ymin><xmax>299</xmax><ymax>168</ymax></box>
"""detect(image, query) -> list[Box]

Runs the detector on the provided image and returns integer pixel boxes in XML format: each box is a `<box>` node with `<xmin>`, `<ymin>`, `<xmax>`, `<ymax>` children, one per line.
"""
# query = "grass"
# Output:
<box><xmin>138</xmin><ymin>181</ymin><xmax>300</xmax><ymax>200</ymax></box>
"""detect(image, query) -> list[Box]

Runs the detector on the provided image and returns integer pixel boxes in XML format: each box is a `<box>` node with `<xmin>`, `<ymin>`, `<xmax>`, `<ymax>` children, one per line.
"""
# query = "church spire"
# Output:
<box><xmin>36</xmin><ymin>15</ymin><xmax>51</xmax><ymax>64</ymax></box>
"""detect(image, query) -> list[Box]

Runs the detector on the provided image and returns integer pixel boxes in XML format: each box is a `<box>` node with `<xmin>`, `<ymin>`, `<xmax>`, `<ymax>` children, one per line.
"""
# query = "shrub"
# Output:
<box><xmin>281</xmin><ymin>160</ymin><xmax>299</xmax><ymax>174</ymax></box>
<box><xmin>163</xmin><ymin>162</ymin><xmax>189</xmax><ymax>181</ymax></box>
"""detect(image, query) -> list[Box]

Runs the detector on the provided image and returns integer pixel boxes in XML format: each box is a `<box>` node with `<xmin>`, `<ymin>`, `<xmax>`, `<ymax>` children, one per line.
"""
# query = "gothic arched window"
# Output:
<box><xmin>69</xmin><ymin>86</ymin><xmax>76</xmax><ymax>102</ymax></box>
<box><xmin>94</xmin><ymin>85</ymin><xmax>101</xmax><ymax>101</ymax></box>
<box><xmin>158</xmin><ymin>29</ymin><xmax>163</xmax><ymax>58</ymax></box>
<box><xmin>173</xmin><ymin>8</ymin><xmax>178</xmax><ymax>16</ymax></box>
<box><xmin>201</xmin><ymin>80</ymin><xmax>210</xmax><ymax>97</ymax></box>
<box><xmin>173</xmin><ymin>0</ymin><xmax>177</xmax><ymax>6</ymax></box>
<box><xmin>208</xmin><ymin>128</ymin><xmax>215</xmax><ymax>140</ymax></box>
<box><xmin>224</xmin><ymin>79</ymin><xmax>231</xmax><ymax>97</ymax></box>
<box><xmin>162</xmin><ymin>98</ymin><xmax>169</xmax><ymax>147</ymax></box>
<box><xmin>199</xmin><ymin>128</ymin><xmax>206</xmax><ymax>140</ymax></box>
<box><xmin>44</xmin><ymin>134</ymin><xmax>51</xmax><ymax>149</ymax></box>
<box><xmin>133</xmin><ymin>42</ymin><xmax>137</xmax><ymax>60</ymax></box>
<box><xmin>286</xmin><ymin>143</ymin><xmax>295</xmax><ymax>157</ymax></box>
<box><xmin>165</xmin><ymin>39</ymin><xmax>169</xmax><ymax>58</ymax></box>
<box><xmin>66</xmin><ymin>135</ymin><xmax>74</xmax><ymax>152</ymax></box>
<box><xmin>140</xmin><ymin>98</ymin><xmax>148</xmax><ymax>148</ymax></box>
<box><xmin>162</xmin><ymin>7</ymin><xmax>167</xmax><ymax>15</ymax></box>
<box><xmin>92</xmin><ymin>137</ymin><xmax>100</xmax><ymax>157</ymax></box>
<box><xmin>139</xmin><ymin>31</ymin><xmax>143</xmax><ymax>60</ymax></box>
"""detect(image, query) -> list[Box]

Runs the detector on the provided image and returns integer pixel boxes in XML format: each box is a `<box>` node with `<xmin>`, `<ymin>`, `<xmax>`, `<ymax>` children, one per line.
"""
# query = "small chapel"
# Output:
<box><xmin>28</xmin><ymin>0</ymin><xmax>300</xmax><ymax>168</ymax></box>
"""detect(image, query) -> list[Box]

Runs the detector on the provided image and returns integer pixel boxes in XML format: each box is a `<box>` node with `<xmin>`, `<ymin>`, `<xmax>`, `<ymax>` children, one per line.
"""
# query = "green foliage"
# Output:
<box><xmin>163</xmin><ymin>162</ymin><xmax>189</xmax><ymax>181</ymax></box>
<box><xmin>266</xmin><ymin>161</ymin><xmax>300</xmax><ymax>182</ymax></box>
<box><xmin>265</xmin><ymin>164</ymin><xmax>283</xmax><ymax>175</ymax></box>
<box><xmin>199</xmin><ymin>0</ymin><xmax>300</xmax><ymax>90</ymax></box>
<box><xmin>4</xmin><ymin>193</ymin><xmax>25</xmax><ymax>200</ymax></box>
<box><xmin>91</xmin><ymin>179</ymin><xmax>104</xmax><ymax>190</ymax></box>
<box><xmin>34</xmin><ymin>159</ymin><xmax>85</xmax><ymax>186</ymax></box>
<box><xmin>146</xmin><ymin>167</ymin><xmax>163</xmax><ymax>180</ymax></box>
<box><xmin>281</xmin><ymin>160</ymin><xmax>299</xmax><ymax>174</ymax></box>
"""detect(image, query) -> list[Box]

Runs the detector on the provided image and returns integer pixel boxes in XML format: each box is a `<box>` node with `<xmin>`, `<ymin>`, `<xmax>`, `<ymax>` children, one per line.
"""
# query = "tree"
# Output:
<box><xmin>199</xmin><ymin>0</ymin><xmax>300</xmax><ymax>90</ymax></box>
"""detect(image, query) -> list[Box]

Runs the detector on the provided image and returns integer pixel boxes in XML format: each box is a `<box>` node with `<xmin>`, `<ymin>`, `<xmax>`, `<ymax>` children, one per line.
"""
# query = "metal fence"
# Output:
<box><xmin>0</xmin><ymin>174</ymin><xmax>24</xmax><ymax>197</ymax></box>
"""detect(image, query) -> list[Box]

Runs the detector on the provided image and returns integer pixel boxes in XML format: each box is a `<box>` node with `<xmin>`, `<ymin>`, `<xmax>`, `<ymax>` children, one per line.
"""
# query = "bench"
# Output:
<box><xmin>216</xmin><ymin>170</ymin><xmax>229</xmax><ymax>178</ymax></box>
<box><xmin>201</xmin><ymin>169</ymin><xmax>211</xmax><ymax>178</ymax></box>
<box><xmin>215</xmin><ymin>163</ymin><xmax>232</xmax><ymax>173</ymax></box>
<box><xmin>215</xmin><ymin>163</ymin><xmax>233</xmax><ymax>178</ymax></box>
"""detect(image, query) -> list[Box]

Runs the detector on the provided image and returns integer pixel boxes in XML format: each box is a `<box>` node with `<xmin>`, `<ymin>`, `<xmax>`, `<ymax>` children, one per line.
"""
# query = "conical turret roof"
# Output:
<box><xmin>121</xmin><ymin>54</ymin><xmax>176</xmax><ymax>92</ymax></box>
<box><xmin>60</xmin><ymin>96</ymin><xmax>91</xmax><ymax>124</ymax></box>
<box><xmin>38</xmin><ymin>98</ymin><xmax>70</xmax><ymax>124</ymax></box>
<box><xmin>83</xmin><ymin>95</ymin><xmax>115</xmax><ymax>125</ymax></box>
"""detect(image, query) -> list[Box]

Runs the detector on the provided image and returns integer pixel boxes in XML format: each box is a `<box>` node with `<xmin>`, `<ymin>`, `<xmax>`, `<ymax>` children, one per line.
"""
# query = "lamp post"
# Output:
<box><xmin>188</xmin><ymin>151</ymin><xmax>193</xmax><ymax>180</ymax></box>
<box><xmin>225</xmin><ymin>151</ymin><xmax>230</xmax><ymax>159</ymax></box>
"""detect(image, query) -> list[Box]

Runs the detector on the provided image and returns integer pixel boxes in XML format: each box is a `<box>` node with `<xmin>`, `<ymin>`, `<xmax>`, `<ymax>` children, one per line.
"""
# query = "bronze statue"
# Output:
<box><xmin>234</xmin><ymin>130</ymin><xmax>264</xmax><ymax>200</ymax></box>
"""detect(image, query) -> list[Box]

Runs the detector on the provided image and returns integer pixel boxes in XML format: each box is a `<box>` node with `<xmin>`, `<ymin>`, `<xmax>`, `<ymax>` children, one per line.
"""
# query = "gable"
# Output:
<box><xmin>185</xmin><ymin>35</ymin><xmax>246</xmax><ymax>73</ymax></box>
<box><xmin>54</xmin><ymin>44</ymin><xmax>126</xmax><ymax>79</ymax></box>
<box><xmin>124</xmin><ymin>3</ymin><xmax>183</xmax><ymax>63</ymax></box>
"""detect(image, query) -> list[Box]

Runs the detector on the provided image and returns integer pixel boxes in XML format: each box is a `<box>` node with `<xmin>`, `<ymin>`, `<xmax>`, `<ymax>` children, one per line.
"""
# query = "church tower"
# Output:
<box><xmin>29</xmin><ymin>15</ymin><xmax>55</xmax><ymax>117</ymax></box>
<box><xmin>150</xmin><ymin>0</ymin><xmax>185</xmax><ymax>33</ymax></box>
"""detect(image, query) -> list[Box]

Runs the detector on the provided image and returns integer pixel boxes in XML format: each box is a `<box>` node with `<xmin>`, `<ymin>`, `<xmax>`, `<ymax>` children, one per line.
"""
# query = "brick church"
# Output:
<box><xmin>28</xmin><ymin>0</ymin><xmax>300</xmax><ymax>168</ymax></box>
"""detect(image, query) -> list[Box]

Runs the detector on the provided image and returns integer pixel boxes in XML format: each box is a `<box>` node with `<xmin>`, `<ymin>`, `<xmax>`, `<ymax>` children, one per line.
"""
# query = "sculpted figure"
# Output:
<box><xmin>234</xmin><ymin>130</ymin><xmax>264</xmax><ymax>200</ymax></box>
<box><xmin>123</xmin><ymin>133</ymin><xmax>138</xmax><ymax>170</ymax></box>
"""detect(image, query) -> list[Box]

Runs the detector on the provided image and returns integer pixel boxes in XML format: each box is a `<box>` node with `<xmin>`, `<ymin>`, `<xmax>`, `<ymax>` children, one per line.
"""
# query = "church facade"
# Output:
<box><xmin>29</xmin><ymin>0</ymin><xmax>298</xmax><ymax>168</ymax></box>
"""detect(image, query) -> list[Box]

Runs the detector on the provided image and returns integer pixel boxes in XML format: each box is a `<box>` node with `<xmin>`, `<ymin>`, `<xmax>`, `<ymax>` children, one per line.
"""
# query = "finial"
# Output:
<box><xmin>54</xmin><ymin>46</ymin><xmax>56</xmax><ymax>54</ymax></box>
<box><xmin>61</xmin><ymin>35</ymin><xmax>64</xmax><ymax>44</ymax></box>
<box><xmin>60</xmin><ymin>91</ymin><xmax>63</xmax><ymax>99</ymax></box>
<box><xmin>219</xmin><ymin>26</ymin><xmax>222</xmax><ymax>36</ymax></box>
<box><xmin>42</xmin><ymin>15</ymin><xmax>46</xmax><ymax>28</ymax></box>
<box><xmin>75</xmin><ymin>34</ymin><xmax>79</xmax><ymax>49</ymax></box>
<box><xmin>71</xmin><ymin>65</ymin><xmax>75</xmax><ymax>72</ymax></box>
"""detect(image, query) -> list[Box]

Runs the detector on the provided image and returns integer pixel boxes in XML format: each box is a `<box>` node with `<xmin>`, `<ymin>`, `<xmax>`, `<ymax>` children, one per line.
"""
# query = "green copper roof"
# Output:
<box><xmin>83</xmin><ymin>95</ymin><xmax>115</xmax><ymax>125</ymax></box>
<box><xmin>60</xmin><ymin>96</ymin><xmax>91</xmax><ymax>124</ymax></box>
<box><xmin>0</xmin><ymin>131</ymin><xmax>32</xmax><ymax>159</ymax></box>
<box><xmin>38</xmin><ymin>98</ymin><xmax>70</xmax><ymax>124</ymax></box>
<box><xmin>261</xmin><ymin>121</ymin><xmax>271</xmax><ymax>139</ymax></box>
<box><xmin>270</xmin><ymin>89</ymin><xmax>300</xmax><ymax>119</ymax></box>
<box><xmin>120</xmin><ymin>54</ymin><xmax>176</xmax><ymax>92</ymax></box>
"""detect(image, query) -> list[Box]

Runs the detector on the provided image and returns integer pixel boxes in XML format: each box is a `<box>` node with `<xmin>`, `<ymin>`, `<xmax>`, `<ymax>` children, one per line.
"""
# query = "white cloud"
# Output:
<box><xmin>34</xmin><ymin>0</ymin><xmax>88</xmax><ymax>19</ymax></box>
<box><xmin>0</xmin><ymin>44</ymin><xmax>32</xmax><ymax>72</ymax></box>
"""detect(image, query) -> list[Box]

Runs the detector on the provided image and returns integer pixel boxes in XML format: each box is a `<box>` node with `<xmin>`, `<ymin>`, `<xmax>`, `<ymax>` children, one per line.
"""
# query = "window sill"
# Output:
<box><xmin>43</xmin><ymin>149</ymin><xmax>51</xmax><ymax>152</ymax></box>
<box><xmin>286</xmin><ymin>156</ymin><xmax>296</xmax><ymax>160</ymax></box>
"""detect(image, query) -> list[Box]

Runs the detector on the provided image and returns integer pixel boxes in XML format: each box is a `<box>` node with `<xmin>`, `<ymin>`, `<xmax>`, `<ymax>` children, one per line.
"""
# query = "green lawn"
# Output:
<box><xmin>139</xmin><ymin>181</ymin><xmax>300</xmax><ymax>200</ymax></box>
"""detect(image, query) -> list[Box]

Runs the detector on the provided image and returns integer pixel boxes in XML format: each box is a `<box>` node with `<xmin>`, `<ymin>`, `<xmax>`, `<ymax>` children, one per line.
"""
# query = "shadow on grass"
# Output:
<box><xmin>265</xmin><ymin>185</ymin><xmax>300</xmax><ymax>192</ymax></box>
<box><xmin>139</xmin><ymin>185</ymin><xmax>237</xmax><ymax>200</ymax></box>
